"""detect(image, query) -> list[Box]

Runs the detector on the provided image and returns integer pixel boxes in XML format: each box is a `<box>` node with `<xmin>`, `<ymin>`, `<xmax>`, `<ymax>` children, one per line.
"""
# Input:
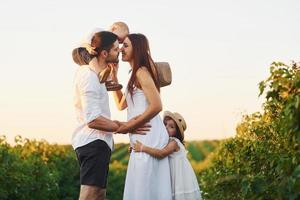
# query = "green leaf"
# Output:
<box><xmin>292</xmin><ymin>165</ymin><xmax>300</xmax><ymax>178</ymax></box>
<box><xmin>259</xmin><ymin>81</ymin><xmax>265</xmax><ymax>96</ymax></box>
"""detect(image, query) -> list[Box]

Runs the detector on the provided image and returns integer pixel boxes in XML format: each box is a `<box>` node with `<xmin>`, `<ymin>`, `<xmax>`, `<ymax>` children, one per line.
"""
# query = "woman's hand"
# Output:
<box><xmin>116</xmin><ymin>123</ymin><xmax>131</xmax><ymax>134</ymax></box>
<box><xmin>133</xmin><ymin>140</ymin><xmax>144</xmax><ymax>152</ymax></box>
<box><xmin>113</xmin><ymin>115</ymin><xmax>151</xmax><ymax>135</ymax></box>
<box><xmin>132</xmin><ymin>124</ymin><xmax>151</xmax><ymax>134</ymax></box>
<box><xmin>114</xmin><ymin>121</ymin><xmax>149</xmax><ymax>135</ymax></box>
<box><xmin>113</xmin><ymin>121</ymin><xmax>133</xmax><ymax>134</ymax></box>
<box><xmin>128</xmin><ymin>115</ymin><xmax>151</xmax><ymax>134</ymax></box>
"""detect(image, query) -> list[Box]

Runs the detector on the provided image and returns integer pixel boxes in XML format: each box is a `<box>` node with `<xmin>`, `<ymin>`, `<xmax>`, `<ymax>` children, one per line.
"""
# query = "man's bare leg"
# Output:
<box><xmin>79</xmin><ymin>185</ymin><xmax>106</xmax><ymax>200</ymax></box>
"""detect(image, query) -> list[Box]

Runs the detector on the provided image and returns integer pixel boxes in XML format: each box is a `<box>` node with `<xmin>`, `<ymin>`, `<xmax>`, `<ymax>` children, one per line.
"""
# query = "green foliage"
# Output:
<box><xmin>200</xmin><ymin>62</ymin><xmax>300</xmax><ymax>199</ymax></box>
<box><xmin>106</xmin><ymin>141</ymin><xmax>218</xmax><ymax>199</ymax></box>
<box><xmin>107</xmin><ymin>161</ymin><xmax>127</xmax><ymax>200</ymax></box>
<box><xmin>0</xmin><ymin>136</ymin><xmax>79</xmax><ymax>200</ymax></box>
<box><xmin>0</xmin><ymin>136</ymin><xmax>215</xmax><ymax>200</ymax></box>
<box><xmin>187</xmin><ymin>142</ymin><xmax>205</xmax><ymax>162</ymax></box>
<box><xmin>2</xmin><ymin>61</ymin><xmax>299</xmax><ymax>199</ymax></box>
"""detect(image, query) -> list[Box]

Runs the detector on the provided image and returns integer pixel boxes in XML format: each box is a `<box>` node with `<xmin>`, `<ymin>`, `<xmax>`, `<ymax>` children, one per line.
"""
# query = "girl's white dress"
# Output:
<box><xmin>169</xmin><ymin>137</ymin><xmax>202</xmax><ymax>200</ymax></box>
<box><xmin>123</xmin><ymin>88</ymin><xmax>172</xmax><ymax>200</ymax></box>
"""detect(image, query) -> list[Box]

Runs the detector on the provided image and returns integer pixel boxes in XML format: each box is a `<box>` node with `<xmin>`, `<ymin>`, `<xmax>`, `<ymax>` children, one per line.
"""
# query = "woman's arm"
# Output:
<box><xmin>134</xmin><ymin>140</ymin><xmax>179</xmax><ymax>159</ymax></box>
<box><xmin>87</xmin><ymin>116</ymin><xmax>119</xmax><ymax>132</ymax></box>
<box><xmin>111</xmin><ymin>64</ymin><xmax>127</xmax><ymax>110</ymax></box>
<box><xmin>113</xmin><ymin>90</ymin><xmax>127</xmax><ymax>110</ymax></box>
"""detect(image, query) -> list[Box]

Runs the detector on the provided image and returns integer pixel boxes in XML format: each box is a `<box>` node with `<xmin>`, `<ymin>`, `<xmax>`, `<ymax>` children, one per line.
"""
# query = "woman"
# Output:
<box><xmin>112</xmin><ymin>33</ymin><xmax>172</xmax><ymax>200</ymax></box>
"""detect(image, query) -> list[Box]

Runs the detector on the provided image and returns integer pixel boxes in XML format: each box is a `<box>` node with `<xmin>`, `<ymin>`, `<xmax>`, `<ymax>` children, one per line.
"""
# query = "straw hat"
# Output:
<box><xmin>163</xmin><ymin>111</ymin><xmax>187</xmax><ymax>139</ymax></box>
<box><xmin>155</xmin><ymin>62</ymin><xmax>172</xmax><ymax>87</ymax></box>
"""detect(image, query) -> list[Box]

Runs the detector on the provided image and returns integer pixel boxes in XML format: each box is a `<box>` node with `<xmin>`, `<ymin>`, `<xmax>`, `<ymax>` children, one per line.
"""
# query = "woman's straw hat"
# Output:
<box><xmin>163</xmin><ymin>111</ymin><xmax>187</xmax><ymax>139</ymax></box>
<box><xmin>155</xmin><ymin>62</ymin><xmax>172</xmax><ymax>87</ymax></box>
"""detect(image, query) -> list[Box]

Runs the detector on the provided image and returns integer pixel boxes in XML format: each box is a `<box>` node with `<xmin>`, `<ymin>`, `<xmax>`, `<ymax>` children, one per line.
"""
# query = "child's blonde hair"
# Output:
<box><xmin>110</xmin><ymin>21</ymin><xmax>129</xmax><ymax>33</ymax></box>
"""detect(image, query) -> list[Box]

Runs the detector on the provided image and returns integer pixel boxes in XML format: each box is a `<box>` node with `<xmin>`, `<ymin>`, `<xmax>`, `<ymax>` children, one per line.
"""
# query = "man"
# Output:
<box><xmin>73</xmin><ymin>31</ymin><xmax>147</xmax><ymax>200</ymax></box>
<box><xmin>72</xmin><ymin>22</ymin><xmax>129</xmax><ymax>91</ymax></box>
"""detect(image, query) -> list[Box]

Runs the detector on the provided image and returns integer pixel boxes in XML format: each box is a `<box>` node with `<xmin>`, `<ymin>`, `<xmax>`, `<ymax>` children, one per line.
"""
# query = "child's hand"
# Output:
<box><xmin>128</xmin><ymin>146</ymin><xmax>133</xmax><ymax>153</ymax></box>
<box><xmin>133</xmin><ymin>140</ymin><xmax>143</xmax><ymax>152</ymax></box>
<box><xmin>83</xmin><ymin>43</ymin><xmax>97</xmax><ymax>55</ymax></box>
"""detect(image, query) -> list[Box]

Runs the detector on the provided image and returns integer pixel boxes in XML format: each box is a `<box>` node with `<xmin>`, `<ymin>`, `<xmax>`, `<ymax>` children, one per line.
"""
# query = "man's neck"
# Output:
<box><xmin>97</xmin><ymin>59</ymin><xmax>107</xmax><ymax>72</ymax></box>
<box><xmin>89</xmin><ymin>58</ymin><xmax>107</xmax><ymax>75</ymax></box>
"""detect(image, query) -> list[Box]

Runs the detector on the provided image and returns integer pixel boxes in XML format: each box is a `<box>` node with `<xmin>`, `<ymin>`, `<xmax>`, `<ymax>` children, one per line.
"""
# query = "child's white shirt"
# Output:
<box><xmin>168</xmin><ymin>137</ymin><xmax>202</xmax><ymax>200</ymax></box>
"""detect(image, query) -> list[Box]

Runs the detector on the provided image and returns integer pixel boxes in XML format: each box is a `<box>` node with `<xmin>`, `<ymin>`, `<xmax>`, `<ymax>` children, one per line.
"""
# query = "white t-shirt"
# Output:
<box><xmin>72</xmin><ymin>65</ymin><xmax>113</xmax><ymax>150</ymax></box>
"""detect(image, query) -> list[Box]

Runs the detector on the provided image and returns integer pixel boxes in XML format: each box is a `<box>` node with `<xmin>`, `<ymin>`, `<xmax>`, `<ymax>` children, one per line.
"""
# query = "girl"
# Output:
<box><xmin>133</xmin><ymin>111</ymin><xmax>202</xmax><ymax>200</ymax></box>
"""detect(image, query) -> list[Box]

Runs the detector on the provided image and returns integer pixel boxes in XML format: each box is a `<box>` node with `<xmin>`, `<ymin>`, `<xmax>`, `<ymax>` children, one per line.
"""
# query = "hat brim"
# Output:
<box><xmin>163</xmin><ymin>111</ymin><xmax>184</xmax><ymax>139</ymax></box>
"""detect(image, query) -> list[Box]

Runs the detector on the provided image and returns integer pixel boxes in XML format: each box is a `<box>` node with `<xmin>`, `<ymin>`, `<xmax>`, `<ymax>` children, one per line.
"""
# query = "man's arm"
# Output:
<box><xmin>133</xmin><ymin>140</ymin><xmax>179</xmax><ymax>159</ymax></box>
<box><xmin>87</xmin><ymin>116</ymin><xmax>119</xmax><ymax>132</ymax></box>
<box><xmin>79</xmin><ymin>71</ymin><xmax>118</xmax><ymax>133</ymax></box>
<box><xmin>113</xmin><ymin>116</ymin><xmax>151</xmax><ymax>135</ymax></box>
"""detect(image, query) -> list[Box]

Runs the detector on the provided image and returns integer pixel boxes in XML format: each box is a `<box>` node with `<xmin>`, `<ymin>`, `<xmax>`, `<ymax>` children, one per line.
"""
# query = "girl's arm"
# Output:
<box><xmin>133</xmin><ymin>140</ymin><xmax>179</xmax><ymax>159</ymax></box>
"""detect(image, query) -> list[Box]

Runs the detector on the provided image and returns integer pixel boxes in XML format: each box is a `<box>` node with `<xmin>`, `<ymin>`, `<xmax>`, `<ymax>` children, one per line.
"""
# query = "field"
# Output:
<box><xmin>1</xmin><ymin>61</ymin><xmax>300</xmax><ymax>199</ymax></box>
<box><xmin>0</xmin><ymin>136</ymin><xmax>218</xmax><ymax>200</ymax></box>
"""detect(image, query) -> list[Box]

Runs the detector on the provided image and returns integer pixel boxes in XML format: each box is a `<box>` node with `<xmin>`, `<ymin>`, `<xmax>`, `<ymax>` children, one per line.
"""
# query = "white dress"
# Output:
<box><xmin>123</xmin><ymin>88</ymin><xmax>172</xmax><ymax>200</ymax></box>
<box><xmin>169</xmin><ymin>137</ymin><xmax>202</xmax><ymax>200</ymax></box>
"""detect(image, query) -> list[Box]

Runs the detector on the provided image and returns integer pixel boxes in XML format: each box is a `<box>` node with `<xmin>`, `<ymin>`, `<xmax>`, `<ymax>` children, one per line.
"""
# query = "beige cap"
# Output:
<box><xmin>163</xmin><ymin>111</ymin><xmax>187</xmax><ymax>139</ymax></box>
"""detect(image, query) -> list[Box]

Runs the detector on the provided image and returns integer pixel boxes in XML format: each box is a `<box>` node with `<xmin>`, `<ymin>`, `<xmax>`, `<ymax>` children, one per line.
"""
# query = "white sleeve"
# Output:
<box><xmin>79</xmin><ymin>27</ymin><xmax>105</xmax><ymax>47</ymax></box>
<box><xmin>78</xmin><ymin>72</ymin><xmax>103</xmax><ymax>124</ymax></box>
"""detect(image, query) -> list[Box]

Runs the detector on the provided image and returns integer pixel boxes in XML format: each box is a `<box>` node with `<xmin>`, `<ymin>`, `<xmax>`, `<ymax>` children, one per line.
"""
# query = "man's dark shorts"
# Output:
<box><xmin>75</xmin><ymin>139</ymin><xmax>111</xmax><ymax>188</ymax></box>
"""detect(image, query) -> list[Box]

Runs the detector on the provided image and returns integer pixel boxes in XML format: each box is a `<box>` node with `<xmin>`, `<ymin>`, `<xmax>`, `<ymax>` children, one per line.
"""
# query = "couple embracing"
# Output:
<box><xmin>72</xmin><ymin>22</ymin><xmax>201</xmax><ymax>200</ymax></box>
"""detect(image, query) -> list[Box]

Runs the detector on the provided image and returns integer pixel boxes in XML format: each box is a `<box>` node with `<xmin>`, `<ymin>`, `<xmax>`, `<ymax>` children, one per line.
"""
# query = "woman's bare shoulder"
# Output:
<box><xmin>136</xmin><ymin>67</ymin><xmax>152</xmax><ymax>82</ymax></box>
<box><xmin>136</xmin><ymin>66</ymin><xmax>150</xmax><ymax>76</ymax></box>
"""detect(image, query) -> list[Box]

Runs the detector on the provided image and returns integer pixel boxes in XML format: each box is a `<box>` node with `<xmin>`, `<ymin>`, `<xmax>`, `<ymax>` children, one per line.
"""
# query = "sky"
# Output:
<box><xmin>0</xmin><ymin>0</ymin><xmax>299</xmax><ymax>144</ymax></box>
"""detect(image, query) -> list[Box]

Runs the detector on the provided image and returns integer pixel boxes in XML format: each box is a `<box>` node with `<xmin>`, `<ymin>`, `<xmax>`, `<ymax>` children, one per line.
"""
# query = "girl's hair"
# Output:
<box><xmin>126</xmin><ymin>33</ymin><xmax>160</xmax><ymax>97</ymax></box>
<box><xmin>164</xmin><ymin>117</ymin><xmax>184</xmax><ymax>145</ymax></box>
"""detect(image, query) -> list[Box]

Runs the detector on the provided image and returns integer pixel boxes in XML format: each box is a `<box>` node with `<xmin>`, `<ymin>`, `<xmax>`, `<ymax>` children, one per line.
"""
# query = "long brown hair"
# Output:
<box><xmin>127</xmin><ymin>33</ymin><xmax>160</xmax><ymax>97</ymax></box>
